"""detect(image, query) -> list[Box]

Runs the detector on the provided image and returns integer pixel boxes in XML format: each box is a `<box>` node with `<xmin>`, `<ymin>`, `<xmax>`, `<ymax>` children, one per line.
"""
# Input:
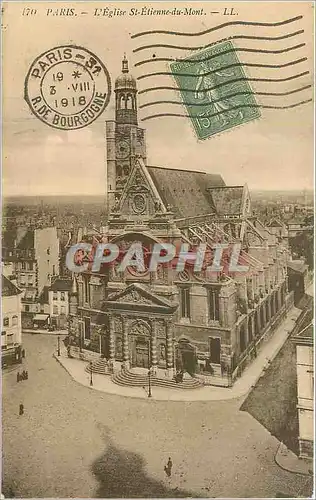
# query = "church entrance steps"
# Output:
<box><xmin>112</xmin><ymin>369</ymin><xmax>204</xmax><ymax>390</ymax></box>
<box><xmin>85</xmin><ymin>358</ymin><xmax>110</xmax><ymax>375</ymax></box>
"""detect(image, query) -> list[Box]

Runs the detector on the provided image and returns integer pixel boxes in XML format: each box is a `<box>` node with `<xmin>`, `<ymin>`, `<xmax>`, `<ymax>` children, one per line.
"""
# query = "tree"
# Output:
<box><xmin>289</xmin><ymin>230</ymin><xmax>314</xmax><ymax>270</ymax></box>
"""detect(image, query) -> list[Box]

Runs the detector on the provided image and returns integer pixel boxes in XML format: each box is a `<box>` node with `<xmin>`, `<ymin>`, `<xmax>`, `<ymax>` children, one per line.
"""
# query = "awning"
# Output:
<box><xmin>33</xmin><ymin>314</ymin><xmax>49</xmax><ymax>322</ymax></box>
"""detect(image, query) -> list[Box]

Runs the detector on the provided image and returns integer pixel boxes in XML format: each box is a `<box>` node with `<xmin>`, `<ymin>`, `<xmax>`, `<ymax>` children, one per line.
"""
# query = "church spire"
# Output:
<box><xmin>114</xmin><ymin>54</ymin><xmax>138</xmax><ymax>125</ymax></box>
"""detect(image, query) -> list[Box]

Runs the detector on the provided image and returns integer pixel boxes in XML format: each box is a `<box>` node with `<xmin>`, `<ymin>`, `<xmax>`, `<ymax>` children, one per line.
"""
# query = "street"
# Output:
<box><xmin>2</xmin><ymin>334</ymin><xmax>312</xmax><ymax>498</ymax></box>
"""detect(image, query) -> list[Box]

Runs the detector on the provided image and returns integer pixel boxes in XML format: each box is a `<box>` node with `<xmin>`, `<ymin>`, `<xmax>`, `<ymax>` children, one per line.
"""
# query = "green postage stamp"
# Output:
<box><xmin>170</xmin><ymin>41</ymin><xmax>261</xmax><ymax>140</ymax></box>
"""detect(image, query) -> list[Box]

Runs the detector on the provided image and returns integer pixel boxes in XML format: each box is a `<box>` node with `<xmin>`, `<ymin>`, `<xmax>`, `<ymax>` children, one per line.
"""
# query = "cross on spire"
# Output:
<box><xmin>122</xmin><ymin>53</ymin><xmax>129</xmax><ymax>73</ymax></box>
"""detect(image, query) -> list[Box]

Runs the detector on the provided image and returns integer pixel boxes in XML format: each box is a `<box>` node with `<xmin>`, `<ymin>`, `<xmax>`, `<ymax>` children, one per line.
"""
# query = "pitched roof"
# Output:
<box><xmin>50</xmin><ymin>277</ymin><xmax>72</xmax><ymax>292</ymax></box>
<box><xmin>266</xmin><ymin>218</ymin><xmax>285</xmax><ymax>228</ymax></box>
<box><xmin>147</xmin><ymin>165</ymin><xmax>225</xmax><ymax>218</ymax></box>
<box><xmin>292</xmin><ymin>309</ymin><xmax>313</xmax><ymax>345</ymax></box>
<box><xmin>296</xmin><ymin>323</ymin><xmax>313</xmax><ymax>339</ymax></box>
<box><xmin>207</xmin><ymin>186</ymin><xmax>244</xmax><ymax>215</ymax></box>
<box><xmin>38</xmin><ymin>285</ymin><xmax>50</xmax><ymax>304</ymax></box>
<box><xmin>2</xmin><ymin>275</ymin><xmax>22</xmax><ymax>296</ymax></box>
<box><xmin>286</xmin><ymin>216</ymin><xmax>306</xmax><ymax>226</ymax></box>
<box><xmin>16</xmin><ymin>230</ymin><xmax>34</xmax><ymax>250</ymax></box>
<box><xmin>2</xmin><ymin>230</ymin><xmax>16</xmax><ymax>248</ymax></box>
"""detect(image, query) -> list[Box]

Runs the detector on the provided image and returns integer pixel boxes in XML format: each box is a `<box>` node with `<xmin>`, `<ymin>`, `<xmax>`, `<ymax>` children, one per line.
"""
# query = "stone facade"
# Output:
<box><xmin>67</xmin><ymin>57</ymin><xmax>293</xmax><ymax>388</ymax></box>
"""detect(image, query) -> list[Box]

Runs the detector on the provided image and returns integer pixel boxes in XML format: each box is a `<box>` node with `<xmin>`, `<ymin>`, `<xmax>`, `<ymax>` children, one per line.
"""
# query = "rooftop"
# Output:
<box><xmin>207</xmin><ymin>186</ymin><xmax>244</xmax><ymax>216</ymax></box>
<box><xmin>16</xmin><ymin>230</ymin><xmax>34</xmax><ymax>250</ymax></box>
<box><xmin>292</xmin><ymin>322</ymin><xmax>314</xmax><ymax>346</ymax></box>
<box><xmin>147</xmin><ymin>166</ymin><xmax>225</xmax><ymax>219</ymax></box>
<box><xmin>50</xmin><ymin>277</ymin><xmax>72</xmax><ymax>292</ymax></box>
<box><xmin>2</xmin><ymin>275</ymin><xmax>22</xmax><ymax>296</ymax></box>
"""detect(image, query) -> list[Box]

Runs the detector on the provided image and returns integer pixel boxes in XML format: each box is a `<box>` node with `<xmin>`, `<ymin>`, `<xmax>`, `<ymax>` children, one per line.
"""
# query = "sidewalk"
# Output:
<box><xmin>54</xmin><ymin>305</ymin><xmax>301</xmax><ymax>402</ymax></box>
<box><xmin>275</xmin><ymin>442</ymin><xmax>313</xmax><ymax>476</ymax></box>
<box><xmin>23</xmin><ymin>329</ymin><xmax>68</xmax><ymax>335</ymax></box>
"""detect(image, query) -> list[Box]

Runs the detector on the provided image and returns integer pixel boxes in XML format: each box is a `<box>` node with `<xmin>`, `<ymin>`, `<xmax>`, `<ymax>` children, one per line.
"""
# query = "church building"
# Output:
<box><xmin>67</xmin><ymin>56</ymin><xmax>293</xmax><ymax>388</ymax></box>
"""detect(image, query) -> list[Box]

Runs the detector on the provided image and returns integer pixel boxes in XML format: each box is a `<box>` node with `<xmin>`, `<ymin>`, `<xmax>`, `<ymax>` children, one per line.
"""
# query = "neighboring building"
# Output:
<box><xmin>292</xmin><ymin>321</ymin><xmax>314</xmax><ymax>459</ymax></box>
<box><xmin>286</xmin><ymin>216</ymin><xmax>313</xmax><ymax>239</ymax></box>
<box><xmin>266</xmin><ymin>218</ymin><xmax>289</xmax><ymax>244</ymax></box>
<box><xmin>2</xmin><ymin>226</ymin><xmax>59</xmax><ymax>328</ymax></box>
<box><xmin>67</xmin><ymin>57</ymin><xmax>294</xmax><ymax>388</ymax></box>
<box><xmin>2</xmin><ymin>275</ymin><xmax>23</xmax><ymax>367</ymax></box>
<box><xmin>287</xmin><ymin>260</ymin><xmax>309</xmax><ymax>306</ymax></box>
<box><xmin>37</xmin><ymin>277</ymin><xmax>72</xmax><ymax>329</ymax></box>
<box><xmin>48</xmin><ymin>277</ymin><xmax>72</xmax><ymax>329</ymax></box>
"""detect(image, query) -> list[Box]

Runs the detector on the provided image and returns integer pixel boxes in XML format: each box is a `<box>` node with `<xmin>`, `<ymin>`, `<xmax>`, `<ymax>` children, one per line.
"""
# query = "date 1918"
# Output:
<box><xmin>54</xmin><ymin>97</ymin><xmax>87</xmax><ymax>108</ymax></box>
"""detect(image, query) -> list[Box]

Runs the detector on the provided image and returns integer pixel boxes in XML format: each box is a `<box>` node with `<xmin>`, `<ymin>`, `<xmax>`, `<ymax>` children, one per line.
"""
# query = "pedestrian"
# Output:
<box><xmin>25</xmin><ymin>370</ymin><xmax>28</xmax><ymax>380</ymax></box>
<box><xmin>164</xmin><ymin>465</ymin><xmax>171</xmax><ymax>478</ymax></box>
<box><xmin>22</xmin><ymin>348</ymin><xmax>25</xmax><ymax>358</ymax></box>
<box><xmin>19</xmin><ymin>404</ymin><xmax>24</xmax><ymax>416</ymax></box>
<box><xmin>22</xmin><ymin>370</ymin><xmax>26</xmax><ymax>380</ymax></box>
<box><xmin>17</xmin><ymin>372</ymin><xmax>20</xmax><ymax>383</ymax></box>
<box><xmin>167</xmin><ymin>457</ymin><xmax>173</xmax><ymax>473</ymax></box>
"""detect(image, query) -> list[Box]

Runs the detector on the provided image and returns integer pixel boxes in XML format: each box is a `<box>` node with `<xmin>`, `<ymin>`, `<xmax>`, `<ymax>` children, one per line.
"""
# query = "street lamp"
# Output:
<box><xmin>172</xmin><ymin>338</ymin><xmax>177</xmax><ymax>377</ymax></box>
<box><xmin>89</xmin><ymin>361</ymin><xmax>93</xmax><ymax>386</ymax></box>
<box><xmin>57</xmin><ymin>335</ymin><xmax>60</xmax><ymax>357</ymax></box>
<box><xmin>148</xmin><ymin>367</ymin><xmax>152</xmax><ymax>398</ymax></box>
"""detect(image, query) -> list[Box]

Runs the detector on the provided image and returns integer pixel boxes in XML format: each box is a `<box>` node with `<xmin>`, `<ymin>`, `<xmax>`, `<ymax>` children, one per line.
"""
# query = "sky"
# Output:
<box><xmin>2</xmin><ymin>1</ymin><xmax>314</xmax><ymax>196</ymax></box>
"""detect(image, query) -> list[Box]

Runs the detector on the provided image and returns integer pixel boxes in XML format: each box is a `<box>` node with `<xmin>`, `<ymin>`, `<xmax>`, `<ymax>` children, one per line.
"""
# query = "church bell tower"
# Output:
<box><xmin>106</xmin><ymin>55</ymin><xmax>147</xmax><ymax>213</ymax></box>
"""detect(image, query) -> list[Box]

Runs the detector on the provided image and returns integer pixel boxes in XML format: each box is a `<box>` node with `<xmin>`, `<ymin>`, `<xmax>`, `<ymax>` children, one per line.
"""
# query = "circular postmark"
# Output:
<box><xmin>24</xmin><ymin>45</ymin><xmax>111</xmax><ymax>130</ymax></box>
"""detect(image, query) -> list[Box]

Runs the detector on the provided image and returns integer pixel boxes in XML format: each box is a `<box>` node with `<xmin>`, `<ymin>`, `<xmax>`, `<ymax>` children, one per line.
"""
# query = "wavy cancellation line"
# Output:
<box><xmin>134</xmin><ymin>43</ymin><xmax>306</xmax><ymax>67</ymax></box>
<box><xmin>138</xmin><ymin>85</ymin><xmax>312</xmax><ymax>109</ymax></box>
<box><xmin>131</xmin><ymin>15</ymin><xmax>303</xmax><ymax>38</ymax></box>
<box><xmin>140</xmin><ymin>99</ymin><xmax>313</xmax><ymax>122</ymax></box>
<box><xmin>133</xmin><ymin>29</ymin><xmax>304</xmax><ymax>53</ymax></box>
<box><xmin>136</xmin><ymin>57</ymin><xmax>307</xmax><ymax>81</ymax></box>
<box><xmin>138</xmin><ymin>71</ymin><xmax>310</xmax><ymax>95</ymax></box>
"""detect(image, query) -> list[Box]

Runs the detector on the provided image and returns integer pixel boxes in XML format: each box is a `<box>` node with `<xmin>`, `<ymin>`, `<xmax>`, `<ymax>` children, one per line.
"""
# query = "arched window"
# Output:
<box><xmin>254</xmin><ymin>310</ymin><xmax>260</xmax><ymax>336</ymax></box>
<box><xmin>126</xmin><ymin>94</ymin><xmax>133</xmax><ymax>109</ymax></box>
<box><xmin>270</xmin><ymin>296</ymin><xmax>274</xmax><ymax>317</ymax></box>
<box><xmin>260</xmin><ymin>306</ymin><xmax>265</xmax><ymax>329</ymax></box>
<box><xmin>265</xmin><ymin>301</ymin><xmax>270</xmax><ymax>322</ymax></box>
<box><xmin>240</xmin><ymin>325</ymin><xmax>246</xmax><ymax>353</ymax></box>
<box><xmin>274</xmin><ymin>292</ymin><xmax>279</xmax><ymax>314</ymax></box>
<box><xmin>118</xmin><ymin>95</ymin><xmax>124</xmax><ymax>109</ymax></box>
<box><xmin>248</xmin><ymin>317</ymin><xmax>253</xmax><ymax>342</ymax></box>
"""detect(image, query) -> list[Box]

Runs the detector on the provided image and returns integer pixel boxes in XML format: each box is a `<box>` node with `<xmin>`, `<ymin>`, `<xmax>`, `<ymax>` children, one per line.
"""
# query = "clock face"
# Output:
<box><xmin>116</xmin><ymin>140</ymin><xmax>130</xmax><ymax>159</ymax></box>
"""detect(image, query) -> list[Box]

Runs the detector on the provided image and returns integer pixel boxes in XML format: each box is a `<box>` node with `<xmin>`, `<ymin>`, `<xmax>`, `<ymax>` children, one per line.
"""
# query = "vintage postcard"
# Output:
<box><xmin>1</xmin><ymin>1</ymin><xmax>314</xmax><ymax>498</ymax></box>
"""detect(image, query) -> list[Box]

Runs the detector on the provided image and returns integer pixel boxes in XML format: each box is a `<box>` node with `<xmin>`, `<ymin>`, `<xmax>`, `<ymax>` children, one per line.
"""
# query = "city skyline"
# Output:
<box><xmin>2</xmin><ymin>2</ymin><xmax>314</xmax><ymax>196</ymax></box>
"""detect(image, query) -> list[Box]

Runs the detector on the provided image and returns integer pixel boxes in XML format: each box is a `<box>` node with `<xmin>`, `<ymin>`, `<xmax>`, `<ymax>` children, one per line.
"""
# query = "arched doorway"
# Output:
<box><xmin>135</xmin><ymin>337</ymin><xmax>150</xmax><ymax>368</ymax></box>
<box><xmin>176</xmin><ymin>339</ymin><xmax>197</xmax><ymax>375</ymax></box>
<box><xmin>130</xmin><ymin>320</ymin><xmax>151</xmax><ymax>368</ymax></box>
